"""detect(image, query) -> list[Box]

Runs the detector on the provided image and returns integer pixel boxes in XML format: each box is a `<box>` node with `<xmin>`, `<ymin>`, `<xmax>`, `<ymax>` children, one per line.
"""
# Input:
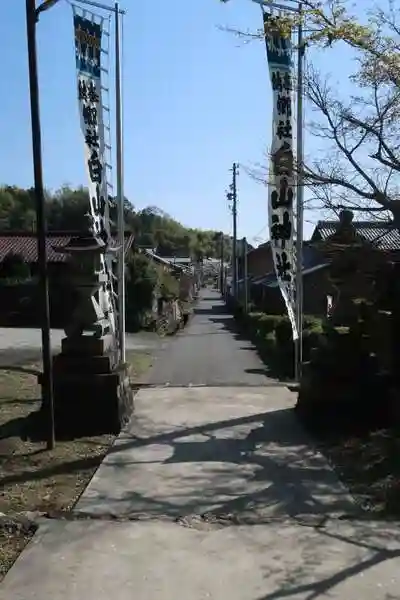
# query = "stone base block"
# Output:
<box><xmin>61</xmin><ymin>334</ymin><xmax>115</xmax><ymax>357</ymax></box>
<box><xmin>39</xmin><ymin>363</ymin><xmax>134</xmax><ymax>438</ymax></box>
<box><xmin>52</xmin><ymin>353</ymin><xmax>115</xmax><ymax>376</ymax></box>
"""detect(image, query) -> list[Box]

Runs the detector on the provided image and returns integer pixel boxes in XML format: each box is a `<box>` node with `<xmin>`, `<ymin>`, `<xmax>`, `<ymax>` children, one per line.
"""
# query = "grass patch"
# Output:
<box><xmin>0</xmin><ymin>350</ymin><xmax>153</xmax><ymax>581</ymax></box>
<box><xmin>125</xmin><ymin>349</ymin><xmax>153</xmax><ymax>379</ymax></box>
<box><xmin>316</xmin><ymin>426</ymin><xmax>400</xmax><ymax>516</ymax></box>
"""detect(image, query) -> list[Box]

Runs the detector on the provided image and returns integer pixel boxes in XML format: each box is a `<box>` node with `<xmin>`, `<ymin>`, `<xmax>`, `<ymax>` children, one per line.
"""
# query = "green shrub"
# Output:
<box><xmin>274</xmin><ymin>319</ymin><xmax>292</xmax><ymax>346</ymax></box>
<box><xmin>158</xmin><ymin>268</ymin><xmax>179</xmax><ymax>300</ymax></box>
<box><xmin>245</xmin><ymin>312</ymin><xmax>286</xmax><ymax>338</ymax></box>
<box><xmin>0</xmin><ymin>252</ymin><xmax>31</xmax><ymax>282</ymax></box>
<box><xmin>236</xmin><ymin>310</ymin><xmax>324</xmax><ymax>379</ymax></box>
<box><xmin>303</xmin><ymin>316</ymin><xmax>323</xmax><ymax>333</ymax></box>
<box><xmin>125</xmin><ymin>253</ymin><xmax>158</xmax><ymax>332</ymax></box>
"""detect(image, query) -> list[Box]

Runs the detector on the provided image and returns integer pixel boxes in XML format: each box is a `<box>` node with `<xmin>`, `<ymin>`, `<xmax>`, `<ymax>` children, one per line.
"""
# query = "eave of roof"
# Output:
<box><xmin>0</xmin><ymin>231</ymin><xmax>135</xmax><ymax>263</ymax></box>
<box><xmin>313</xmin><ymin>220</ymin><xmax>400</xmax><ymax>251</ymax></box>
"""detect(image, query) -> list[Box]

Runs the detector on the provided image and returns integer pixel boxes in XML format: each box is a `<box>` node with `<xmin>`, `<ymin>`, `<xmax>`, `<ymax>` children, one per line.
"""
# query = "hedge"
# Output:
<box><xmin>236</xmin><ymin>311</ymin><xmax>324</xmax><ymax>379</ymax></box>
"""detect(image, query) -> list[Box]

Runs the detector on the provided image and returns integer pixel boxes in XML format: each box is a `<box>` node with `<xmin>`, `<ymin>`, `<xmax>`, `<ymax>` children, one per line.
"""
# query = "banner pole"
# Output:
<box><xmin>73</xmin><ymin>0</ymin><xmax>126</xmax><ymax>14</ymax></box>
<box><xmin>295</xmin><ymin>3</ymin><xmax>304</xmax><ymax>382</ymax></box>
<box><xmin>26</xmin><ymin>0</ymin><xmax>55</xmax><ymax>450</ymax></box>
<box><xmin>115</xmin><ymin>2</ymin><xmax>125</xmax><ymax>362</ymax></box>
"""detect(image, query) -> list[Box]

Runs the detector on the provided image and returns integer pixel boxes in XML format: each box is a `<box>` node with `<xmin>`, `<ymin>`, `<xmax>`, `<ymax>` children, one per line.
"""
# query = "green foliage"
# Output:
<box><xmin>0</xmin><ymin>184</ymin><xmax>231</xmax><ymax>330</ymax></box>
<box><xmin>0</xmin><ymin>185</ymin><xmax>231</xmax><ymax>261</ymax></box>
<box><xmin>0</xmin><ymin>186</ymin><xmax>37</xmax><ymax>230</ymax></box>
<box><xmin>128</xmin><ymin>206</ymin><xmax>232</xmax><ymax>261</ymax></box>
<box><xmin>0</xmin><ymin>252</ymin><xmax>31</xmax><ymax>282</ymax></box>
<box><xmin>158</xmin><ymin>267</ymin><xmax>180</xmax><ymax>300</ymax></box>
<box><xmin>125</xmin><ymin>252</ymin><xmax>158</xmax><ymax>332</ymax></box>
<box><xmin>237</xmin><ymin>311</ymin><xmax>324</xmax><ymax>379</ymax></box>
<box><xmin>220</xmin><ymin>0</ymin><xmax>400</xmax><ymax>217</ymax></box>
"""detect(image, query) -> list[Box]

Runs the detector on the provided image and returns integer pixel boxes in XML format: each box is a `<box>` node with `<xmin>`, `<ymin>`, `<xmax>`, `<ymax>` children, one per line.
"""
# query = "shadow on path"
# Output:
<box><xmin>76</xmin><ymin>403</ymin><xmax>356</xmax><ymax>523</ymax></box>
<box><xmin>208</xmin><ymin>308</ymin><xmax>291</xmax><ymax>381</ymax></box>
<box><xmin>256</xmin><ymin>523</ymin><xmax>400</xmax><ymax>600</ymax></box>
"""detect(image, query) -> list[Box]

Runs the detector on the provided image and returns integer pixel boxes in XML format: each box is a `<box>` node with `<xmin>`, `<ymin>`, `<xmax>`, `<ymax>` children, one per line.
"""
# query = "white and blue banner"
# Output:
<box><xmin>263</xmin><ymin>12</ymin><xmax>298</xmax><ymax>340</ymax></box>
<box><xmin>73</xmin><ymin>6</ymin><xmax>117</xmax><ymax>336</ymax></box>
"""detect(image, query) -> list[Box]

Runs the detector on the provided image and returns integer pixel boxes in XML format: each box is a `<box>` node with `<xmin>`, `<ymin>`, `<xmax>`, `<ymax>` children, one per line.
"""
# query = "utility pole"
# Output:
<box><xmin>26</xmin><ymin>0</ymin><xmax>55</xmax><ymax>450</ymax></box>
<box><xmin>219</xmin><ymin>231</ymin><xmax>224</xmax><ymax>294</ymax></box>
<box><xmin>115</xmin><ymin>1</ymin><xmax>125</xmax><ymax>363</ymax></box>
<box><xmin>227</xmin><ymin>163</ymin><xmax>238</xmax><ymax>302</ymax></box>
<box><xmin>243</xmin><ymin>236</ymin><xmax>248</xmax><ymax>314</ymax></box>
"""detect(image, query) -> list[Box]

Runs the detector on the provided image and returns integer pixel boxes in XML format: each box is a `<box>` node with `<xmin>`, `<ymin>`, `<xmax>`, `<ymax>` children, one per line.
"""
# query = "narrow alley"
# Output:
<box><xmin>143</xmin><ymin>289</ymin><xmax>275</xmax><ymax>387</ymax></box>
<box><xmin>2</xmin><ymin>290</ymin><xmax>400</xmax><ymax>600</ymax></box>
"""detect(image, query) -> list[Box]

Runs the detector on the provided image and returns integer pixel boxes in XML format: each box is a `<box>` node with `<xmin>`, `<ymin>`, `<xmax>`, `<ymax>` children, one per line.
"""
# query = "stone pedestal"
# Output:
<box><xmin>37</xmin><ymin>232</ymin><xmax>131</xmax><ymax>438</ymax></box>
<box><xmin>40</xmin><ymin>333</ymin><xmax>133</xmax><ymax>437</ymax></box>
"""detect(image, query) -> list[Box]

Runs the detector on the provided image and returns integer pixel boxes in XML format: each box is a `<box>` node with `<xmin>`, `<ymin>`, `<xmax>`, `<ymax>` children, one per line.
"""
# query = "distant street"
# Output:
<box><xmin>144</xmin><ymin>288</ymin><xmax>274</xmax><ymax>386</ymax></box>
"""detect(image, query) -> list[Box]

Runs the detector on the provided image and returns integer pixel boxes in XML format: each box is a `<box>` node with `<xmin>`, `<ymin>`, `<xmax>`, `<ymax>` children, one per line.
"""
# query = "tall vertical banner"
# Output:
<box><xmin>263</xmin><ymin>12</ymin><xmax>298</xmax><ymax>340</ymax></box>
<box><xmin>73</xmin><ymin>7</ymin><xmax>117</xmax><ymax>337</ymax></box>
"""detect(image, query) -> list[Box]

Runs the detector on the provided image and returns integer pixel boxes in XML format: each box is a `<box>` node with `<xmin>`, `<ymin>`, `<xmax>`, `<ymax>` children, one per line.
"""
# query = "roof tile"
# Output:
<box><xmin>0</xmin><ymin>232</ymin><xmax>135</xmax><ymax>263</ymax></box>
<box><xmin>314</xmin><ymin>221</ymin><xmax>400</xmax><ymax>251</ymax></box>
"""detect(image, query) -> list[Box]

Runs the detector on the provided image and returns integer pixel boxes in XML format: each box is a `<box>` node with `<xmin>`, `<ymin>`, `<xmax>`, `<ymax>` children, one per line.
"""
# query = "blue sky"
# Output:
<box><xmin>0</xmin><ymin>0</ymin><xmax>354</xmax><ymax>243</ymax></box>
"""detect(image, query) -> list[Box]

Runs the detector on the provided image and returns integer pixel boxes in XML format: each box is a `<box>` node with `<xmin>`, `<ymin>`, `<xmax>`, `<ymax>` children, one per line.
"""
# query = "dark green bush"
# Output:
<box><xmin>244</xmin><ymin>312</ymin><xmax>286</xmax><ymax>338</ymax></box>
<box><xmin>235</xmin><ymin>310</ymin><xmax>324</xmax><ymax>379</ymax></box>
<box><xmin>125</xmin><ymin>253</ymin><xmax>159</xmax><ymax>332</ymax></box>
<box><xmin>0</xmin><ymin>252</ymin><xmax>31</xmax><ymax>282</ymax></box>
<box><xmin>158</xmin><ymin>268</ymin><xmax>180</xmax><ymax>300</ymax></box>
<box><xmin>274</xmin><ymin>319</ymin><xmax>292</xmax><ymax>346</ymax></box>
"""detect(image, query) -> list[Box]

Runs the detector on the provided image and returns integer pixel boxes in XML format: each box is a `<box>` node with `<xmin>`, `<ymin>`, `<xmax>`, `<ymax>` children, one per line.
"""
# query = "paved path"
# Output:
<box><xmin>2</xmin><ymin>289</ymin><xmax>400</xmax><ymax>600</ymax></box>
<box><xmin>143</xmin><ymin>291</ymin><xmax>273</xmax><ymax>386</ymax></box>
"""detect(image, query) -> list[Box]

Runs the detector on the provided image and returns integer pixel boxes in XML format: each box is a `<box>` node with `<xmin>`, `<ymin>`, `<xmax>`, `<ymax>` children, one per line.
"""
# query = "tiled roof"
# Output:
<box><xmin>247</xmin><ymin>242</ymin><xmax>270</xmax><ymax>256</ymax></box>
<box><xmin>251</xmin><ymin>245</ymin><xmax>327</xmax><ymax>287</ymax></box>
<box><xmin>258</xmin><ymin>263</ymin><xmax>329</xmax><ymax>288</ymax></box>
<box><xmin>144</xmin><ymin>249</ymin><xmax>185</xmax><ymax>271</ymax></box>
<box><xmin>0</xmin><ymin>231</ymin><xmax>135</xmax><ymax>263</ymax></box>
<box><xmin>312</xmin><ymin>220</ymin><xmax>400</xmax><ymax>250</ymax></box>
<box><xmin>161</xmin><ymin>256</ymin><xmax>192</xmax><ymax>264</ymax></box>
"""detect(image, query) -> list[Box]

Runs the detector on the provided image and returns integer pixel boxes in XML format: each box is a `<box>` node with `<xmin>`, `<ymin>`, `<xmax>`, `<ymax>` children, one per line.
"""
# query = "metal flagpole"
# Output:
<box><xmin>73</xmin><ymin>0</ymin><xmax>126</xmax><ymax>14</ymax></box>
<box><xmin>26</xmin><ymin>0</ymin><xmax>56</xmax><ymax>450</ymax></box>
<box><xmin>115</xmin><ymin>1</ymin><xmax>125</xmax><ymax>362</ymax></box>
<box><xmin>295</xmin><ymin>4</ymin><xmax>304</xmax><ymax>382</ymax></box>
<box><xmin>251</xmin><ymin>0</ymin><xmax>304</xmax><ymax>382</ymax></box>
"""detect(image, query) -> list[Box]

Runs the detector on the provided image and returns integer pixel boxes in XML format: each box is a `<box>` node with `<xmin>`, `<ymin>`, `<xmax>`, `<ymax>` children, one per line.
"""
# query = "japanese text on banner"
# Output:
<box><xmin>264</xmin><ymin>12</ymin><xmax>298</xmax><ymax>340</ymax></box>
<box><xmin>73</xmin><ymin>10</ymin><xmax>116</xmax><ymax>335</ymax></box>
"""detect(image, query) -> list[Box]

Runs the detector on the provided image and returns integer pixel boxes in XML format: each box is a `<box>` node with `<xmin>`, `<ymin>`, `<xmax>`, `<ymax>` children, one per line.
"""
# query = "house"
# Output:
<box><xmin>0</xmin><ymin>230</ymin><xmax>135</xmax><ymax>278</ymax></box>
<box><xmin>160</xmin><ymin>256</ymin><xmax>192</xmax><ymax>268</ymax></box>
<box><xmin>143</xmin><ymin>249</ymin><xmax>189</xmax><ymax>274</ymax></box>
<box><xmin>249</xmin><ymin>243</ymin><xmax>329</xmax><ymax>314</ymax></box>
<box><xmin>234</xmin><ymin>242</ymin><xmax>273</xmax><ymax>300</ymax></box>
<box><xmin>0</xmin><ymin>231</ymin><xmax>136</xmax><ymax>327</ymax></box>
<box><xmin>244</xmin><ymin>242</ymin><xmax>273</xmax><ymax>279</ymax></box>
<box><xmin>143</xmin><ymin>249</ymin><xmax>197</xmax><ymax>303</ymax></box>
<box><xmin>311</xmin><ymin>216</ymin><xmax>400</xmax><ymax>258</ymax></box>
<box><xmin>249</xmin><ymin>211</ymin><xmax>400</xmax><ymax>316</ymax></box>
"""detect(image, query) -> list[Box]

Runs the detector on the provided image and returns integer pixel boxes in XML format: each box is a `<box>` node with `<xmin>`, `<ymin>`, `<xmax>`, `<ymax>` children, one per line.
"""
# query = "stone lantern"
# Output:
<box><xmin>41</xmin><ymin>231</ymin><xmax>133</xmax><ymax>437</ymax></box>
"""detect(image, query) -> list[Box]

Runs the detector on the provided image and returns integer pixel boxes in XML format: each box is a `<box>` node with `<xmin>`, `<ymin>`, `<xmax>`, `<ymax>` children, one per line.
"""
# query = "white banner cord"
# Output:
<box><xmin>72</xmin><ymin>3</ymin><xmax>118</xmax><ymax>339</ymax></box>
<box><xmin>262</xmin><ymin>8</ymin><xmax>298</xmax><ymax>340</ymax></box>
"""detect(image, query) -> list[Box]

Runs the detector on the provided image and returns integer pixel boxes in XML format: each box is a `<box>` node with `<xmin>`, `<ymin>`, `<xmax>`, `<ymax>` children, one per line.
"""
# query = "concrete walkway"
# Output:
<box><xmin>2</xmin><ymin>290</ymin><xmax>400</xmax><ymax>599</ymax></box>
<box><xmin>142</xmin><ymin>292</ymin><xmax>274</xmax><ymax>386</ymax></box>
